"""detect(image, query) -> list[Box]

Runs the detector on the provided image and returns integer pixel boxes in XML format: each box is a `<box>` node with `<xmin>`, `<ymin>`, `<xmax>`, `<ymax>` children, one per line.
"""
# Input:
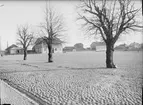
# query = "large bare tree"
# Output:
<box><xmin>17</xmin><ymin>25</ymin><xmax>34</xmax><ymax>60</ymax></box>
<box><xmin>40</xmin><ymin>5</ymin><xmax>65</xmax><ymax>63</ymax></box>
<box><xmin>78</xmin><ymin>0</ymin><xmax>142</xmax><ymax>68</ymax></box>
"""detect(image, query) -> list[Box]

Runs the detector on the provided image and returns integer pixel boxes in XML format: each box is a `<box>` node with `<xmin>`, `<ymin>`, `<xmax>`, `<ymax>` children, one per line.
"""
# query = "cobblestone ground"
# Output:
<box><xmin>0</xmin><ymin>69</ymin><xmax>142</xmax><ymax>105</ymax></box>
<box><xmin>0</xmin><ymin>51</ymin><xmax>142</xmax><ymax>105</ymax></box>
<box><xmin>0</xmin><ymin>80</ymin><xmax>37</xmax><ymax>105</ymax></box>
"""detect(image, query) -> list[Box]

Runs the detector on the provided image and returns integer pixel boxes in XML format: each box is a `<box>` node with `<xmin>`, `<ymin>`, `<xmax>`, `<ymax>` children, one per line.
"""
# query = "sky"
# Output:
<box><xmin>0</xmin><ymin>1</ymin><xmax>142</xmax><ymax>50</ymax></box>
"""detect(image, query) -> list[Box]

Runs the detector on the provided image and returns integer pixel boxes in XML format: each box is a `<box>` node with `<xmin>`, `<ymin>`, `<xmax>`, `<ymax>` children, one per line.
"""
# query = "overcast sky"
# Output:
<box><xmin>0</xmin><ymin>1</ymin><xmax>142</xmax><ymax>50</ymax></box>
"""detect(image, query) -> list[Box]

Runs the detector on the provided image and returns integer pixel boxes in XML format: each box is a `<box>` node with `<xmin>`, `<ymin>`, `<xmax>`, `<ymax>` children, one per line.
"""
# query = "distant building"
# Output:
<box><xmin>128</xmin><ymin>42</ymin><xmax>141</xmax><ymax>50</ymax></box>
<box><xmin>90</xmin><ymin>42</ymin><xmax>96</xmax><ymax>51</ymax></box>
<box><xmin>114</xmin><ymin>43</ymin><xmax>128</xmax><ymax>51</ymax></box>
<box><xmin>63</xmin><ymin>46</ymin><xmax>75</xmax><ymax>52</ymax></box>
<box><xmin>85</xmin><ymin>47</ymin><xmax>91</xmax><ymax>51</ymax></box>
<box><xmin>5</xmin><ymin>44</ymin><xmax>23</xmax><ymax>55</ymax></box>
<box><xmin>32</xmin><ymin>37</ymin><xmax>63</xmax><ymax>53</ymax></box>
<box><xmin>91</xmin><ymin>41</ymin><xmax>106</xmax><ymax>51</ymax></box>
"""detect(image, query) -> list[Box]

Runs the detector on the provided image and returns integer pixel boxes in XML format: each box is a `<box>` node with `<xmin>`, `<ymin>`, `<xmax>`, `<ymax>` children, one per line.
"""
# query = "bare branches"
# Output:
<box><xmin>17</xmin><ymin>25</ymin><xmax>34</xmax><ymax>49</ymax></box>
<box><xmin>78</xmin><ymin>0</ymin><xmax>142</xmax><ymax>44</ymax></box>
<box><xmin>113</xmin><ymin>1</ymin><xmax>142</xmax><ymax>43</ymax></box>
<box><xmin>78</xmin><ymin>0</ymin><xmax>110</xmax><ymax>42</ymax></box>
<box><xmin>41</xmin><ymin>5</ymin><xmax>65</xmax><ymax>42</ymax></box>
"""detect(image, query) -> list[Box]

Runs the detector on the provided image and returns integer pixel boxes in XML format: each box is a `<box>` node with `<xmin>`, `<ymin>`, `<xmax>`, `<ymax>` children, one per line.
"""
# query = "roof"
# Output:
<box><xmin>63</xmin><ymin>46</ymin><xmax>75</xmax><ymax>50</ymax></box>
<box><xmin>11</xmin><ymin>47</ymin><xmax>23</xmax><ymax>50</ymax></box>
<box><xmin>35</xmin><ymin>37</ymin><xmax>64</xmax><ymax>45</ymax></box>
<box><xmin>5</xmin><ymin>44</ymin><xmax>18</xmax><ymax>50</ymax></box>
<box><xmin>63</xmin><ymin>46</ymin><xmax>75</xmax><ymax>51</ymax></box>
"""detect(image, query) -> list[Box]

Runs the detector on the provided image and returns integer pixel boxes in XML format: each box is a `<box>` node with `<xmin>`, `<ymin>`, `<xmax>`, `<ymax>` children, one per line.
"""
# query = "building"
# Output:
<box><xmin>90</xmin><ymin>42</ymin><xmax>96</xmax><ymax>51</ymax></box>
<box><xmin>63</xmin><ymin>46</ymin><xmax>75</xmax><ymax>52</ymax></box>
<box><xmin>17</xmin><ymin>45</ymin><xmax>35</xmax><ymax>54</ymax></box>
<box><xmin>32</xmin><ymin>37</ymin><xmax>63</xmax><ymax>53</ymax></box>
<box><xmin>90</xmin><ymin>41</ymin><xmax>106</xmax><ymax>51</ymax></box>
<box><xmin>5</xmin><ymin>44</ymin><xmax>23</xmax><ymax>55</ymax></box>
<box><xmin>128</xmin><ymin>42</ymin><xmax>141</xmax><ymax>50</ymax></box>
<box><xmin>115</xmin><ymin>43</ymin><xmax>128</xmax><ymax>51</ymax></box>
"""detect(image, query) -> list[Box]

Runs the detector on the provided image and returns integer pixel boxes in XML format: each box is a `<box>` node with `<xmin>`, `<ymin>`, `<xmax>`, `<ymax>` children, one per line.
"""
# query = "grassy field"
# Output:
<box><xmin>0</xmin><ymin>51</ymin><xmax>142</xmax><ymax>105</ymax></box>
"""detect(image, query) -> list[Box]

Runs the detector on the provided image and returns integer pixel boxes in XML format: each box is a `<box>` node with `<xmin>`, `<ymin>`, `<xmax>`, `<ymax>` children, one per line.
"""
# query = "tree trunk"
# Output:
<box><xmin>23</xmin><ymin>49</ymin><xmax>27</xmax><ymax>60</ymax></box>
<box><xmin>48</xmin><ymin>43</ymin><xmax>53</xmax><ymax>63</ymax></box>
<box><xmin>106</xmin><ymin>43</ymin><xmax>116</xmax><ymax>68</ymax></box>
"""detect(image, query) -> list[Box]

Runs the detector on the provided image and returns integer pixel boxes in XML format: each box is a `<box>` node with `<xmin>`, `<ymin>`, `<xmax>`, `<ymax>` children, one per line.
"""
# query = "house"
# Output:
<box><xmin>115</xmin><ymin>43</ymin><xmax>128</xmax><ymax>51</ymax></box>
<box><xmin>32</xmin><ymin>37</ymin><xmax>63</xmax><ymax>53</ymax></box>
<box><xmin>5</xmin><ymin>44</ymin><xmax>23</xmax><ymax>55</ymax></box>
<box><xmin>91</xmin><ymin>41</ymin><xmax>106</xmax><ymax>51</ymax></box>
<box><xmin>90</xmin><ymin>42</ymin><xmax>96</xmax><ymax>51</ymax></box>
<box><xmin>63</xmin><ymin>43</ymin><xmax>85</xmax><ymax>52</ymax></box>
<box><xmin>11</xmin><ymin>44</ymin><xmax>35</xmax><ymax>54</ymax></box>
<box><xmin>128</xmin><ymin>42</ymin><xmax>141</xmax><ymax>50</ymax></box>
<box><xmin>63</xmin><ymin>46</ymin><xmax>75</xmax><ymax>52</ymax></box>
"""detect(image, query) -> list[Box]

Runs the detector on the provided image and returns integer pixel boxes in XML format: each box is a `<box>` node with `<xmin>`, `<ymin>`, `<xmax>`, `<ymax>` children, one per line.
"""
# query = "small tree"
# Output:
<box><xmin>40</xmin><ymin>4</ymin><xmax>65</xmax><ymax>63</ymax></box>
<box><xmin>74</xmin><ymin>43</ymin><xmax>84</xmax><ymax>51</ymax></box>
<box><xmin>90</xmin><ymin>42</ymin><xmax>97</xmax><ymax>51</ymax></box>
<box><xmin>78</xmin><ymin>0</ymin><xmax>142</xmax><ymax>68</ymax></box>
<box><xmin>17</xmin><ymin>25</ymin><xmax>34</xmax><ymax>60</ymax></box>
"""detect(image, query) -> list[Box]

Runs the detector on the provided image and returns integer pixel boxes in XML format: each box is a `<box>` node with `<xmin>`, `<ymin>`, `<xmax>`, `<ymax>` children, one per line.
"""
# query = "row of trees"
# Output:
<box><xmin>17</xmin><ymin>5</ymin><xmax>65</xmax><ymax>62</ymax></box>
<box><xmin>17</xmin><ymin>0</ymin><xmax>142</xmax><ymax>68</ymax></box>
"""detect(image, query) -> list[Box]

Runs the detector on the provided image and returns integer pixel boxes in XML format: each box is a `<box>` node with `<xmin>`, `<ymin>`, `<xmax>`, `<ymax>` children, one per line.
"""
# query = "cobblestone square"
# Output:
<box><xmin>0</xmin><ymin>51</ymin><xmax>142</xmax><ymax>105</ymax></box>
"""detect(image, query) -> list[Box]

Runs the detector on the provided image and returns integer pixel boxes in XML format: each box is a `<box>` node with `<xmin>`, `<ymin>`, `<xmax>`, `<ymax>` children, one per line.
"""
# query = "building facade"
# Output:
<box><xmin>90</xmin><ymin>42</ymin><xmax>106</xmax><ymax>51</ymax></box>
<box><xmin>33</xmin><ymin>38</ymin><xmax>63</xmax><ymax>54</ymax></box>
<box><xmin>5</xmin><ymin>44</ymin><xmax>23</xmax><ymax>55</ymax></box>
<box><xmin>63</xmin><ymin>46</ymin><xmax>76</xmax><ymax>52</ymax></box>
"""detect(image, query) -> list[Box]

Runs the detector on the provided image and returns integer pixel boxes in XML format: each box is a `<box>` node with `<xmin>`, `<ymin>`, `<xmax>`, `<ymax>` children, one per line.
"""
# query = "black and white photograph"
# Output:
<box><xmin>0</xmin><ymin>0</ymin><xmax>142</xmax><ymax>105</ymax></box>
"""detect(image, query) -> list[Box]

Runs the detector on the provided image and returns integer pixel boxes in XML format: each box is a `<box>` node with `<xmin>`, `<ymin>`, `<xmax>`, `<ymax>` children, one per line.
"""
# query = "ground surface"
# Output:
<box><xmin>0</xmin><ymin>80</ymin><xmax>37</xmax><ymax>105</ymax></box>
<box><xmin>0</xmin><ymin>51</ymin><xmax>142</xmax><ymax>105</ymax></box>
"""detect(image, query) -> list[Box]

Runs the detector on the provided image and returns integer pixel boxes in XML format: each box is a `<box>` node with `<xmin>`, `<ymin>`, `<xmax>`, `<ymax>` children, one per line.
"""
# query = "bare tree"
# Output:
<box><xmin>40</xmin><ymin>5</ymin><xmax>65</xmax><ymax>63</ymax></box>
<box><xmin>17</xmin><ymin>25</ymin><xmax>34</xmax><ymax>60</ymax></box>
<box><xmin>78</xmin><ymin>0</ymin><xmax>142</xmax><ymax>68</ymax></box>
